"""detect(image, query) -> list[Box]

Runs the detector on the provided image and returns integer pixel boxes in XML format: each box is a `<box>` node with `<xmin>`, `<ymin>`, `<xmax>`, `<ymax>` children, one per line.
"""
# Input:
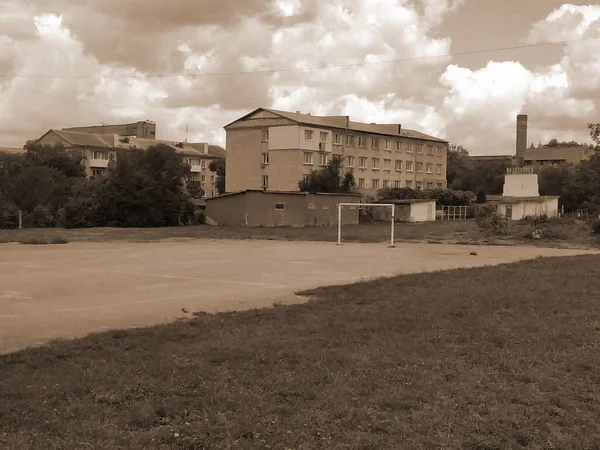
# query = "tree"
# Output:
<box><xmin>298</xmin><ymin>156</ymin><xmax>355</xmax><ymax>194</ymax></box>
<box><xmin>446</xmin><ymin>144</ymin><xmax>509</xmax><ymax>194</ymax></box>
<box><xmin>98</xmin><ymin>144</ymin><xmax>193</xmax><ymax>227</ymax></box>
<box><xmin>209</xmin><ymin>158</ymin><xmax>226</xmax><ymax>194</ymax></box>
<box><xmin>589</xmin><ymin>123</ymin><xmax>600</xmax><ymax>147</ymax></box>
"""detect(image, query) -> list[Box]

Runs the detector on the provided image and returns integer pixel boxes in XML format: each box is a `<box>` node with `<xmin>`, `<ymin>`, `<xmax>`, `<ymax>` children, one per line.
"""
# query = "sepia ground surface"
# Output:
<box><xmin>0</xmin><ymin>239</ymin><xmax>596</xmax><ymax>354</ymax></box>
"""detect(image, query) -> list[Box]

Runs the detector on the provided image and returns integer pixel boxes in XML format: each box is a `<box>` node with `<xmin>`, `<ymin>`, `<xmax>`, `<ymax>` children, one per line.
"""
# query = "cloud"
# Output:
<box><xmin>0</xmin><ymin>0</ymin><xmax>599</xmax><ymax>158</ymax></box>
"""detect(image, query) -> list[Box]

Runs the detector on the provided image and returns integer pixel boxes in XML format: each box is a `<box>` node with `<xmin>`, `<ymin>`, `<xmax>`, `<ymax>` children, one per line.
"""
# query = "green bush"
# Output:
<box><xmin>28</xmin><ymin>205</ymin><xmax>55</xmax><ymax>228</ymax></box>
<box><xmin>0</xmin><ymin>202</ymin><xmax>20</xmax><ymax>229</ymax></box>
<box><xmin>475</xmin><ymin>205</ymin><xmax>508</xmax><ymax>234</ymax></box>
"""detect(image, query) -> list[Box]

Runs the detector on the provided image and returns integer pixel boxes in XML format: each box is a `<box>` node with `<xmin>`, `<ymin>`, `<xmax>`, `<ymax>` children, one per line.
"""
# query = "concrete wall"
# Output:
<box><xmin>307</xmin><ymin>194</ymin><xmax>359</xmax><ymax>226</ymax></box>
<box><xmin>245</xmin><ymin>192</ymin><xmax>307</xmax><ymax>227</ymax></box>
<box><xmin>269</xmin><ymin>125</ymin><xmax>300</xmax><ymax>150</ymax></box>
<box><xmin>411</xmin><ymin>201</ymin><xmax>436</xmax><ymax>222</ymax></box>
<box><xmin>204</xmin><ymin>193</ymin><xmax>248</xmax><ymax>227</ymax></box>
<box><xmin>370</xmin><ymin>201</ymin><xmax>436</xmax><ymax>223</ymax></box>
<box><xmin>497</xmin><ymin>198</ymin><xmax>559</xmax><ymax>220</ymax></box>
<box><xmin>503</xmin><ymin>174</ymin><xmax>540</xmax><ymax>197</ymax></box>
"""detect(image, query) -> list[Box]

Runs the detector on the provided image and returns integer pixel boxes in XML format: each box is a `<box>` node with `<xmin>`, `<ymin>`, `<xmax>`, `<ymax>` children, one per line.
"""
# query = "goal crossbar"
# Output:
<box><xmin>338</xmin><ymin>203</ymin><xmax>396</xmax><ymax>247</ymax></box>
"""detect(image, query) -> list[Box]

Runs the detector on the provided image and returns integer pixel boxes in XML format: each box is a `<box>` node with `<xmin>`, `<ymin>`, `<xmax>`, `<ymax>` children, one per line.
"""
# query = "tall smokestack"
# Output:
<box><xmin>516</xmin><ymin>114</ymin><xmax>528</xmax><ymax>158</ymax></box>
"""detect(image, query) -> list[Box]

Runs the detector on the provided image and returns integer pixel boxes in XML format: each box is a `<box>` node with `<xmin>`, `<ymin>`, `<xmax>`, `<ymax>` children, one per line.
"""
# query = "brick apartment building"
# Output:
<box><xmin>224</xmin><ymin>108</ymin><xmax>448</xmax><ymax>196</ymax></box>
<box><xmin>36</xmin><ymin>127</ymin><xmax>225</xmax><ymax>198</ymax></box>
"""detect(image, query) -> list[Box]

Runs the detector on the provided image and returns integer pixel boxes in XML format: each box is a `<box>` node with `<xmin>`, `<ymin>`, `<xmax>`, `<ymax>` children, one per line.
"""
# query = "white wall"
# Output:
<box><xmin>410</xmin><ymin>201</ymin><xmax>436</xmax><ymax>222</ymax></box>
<box><xmin>497</xmin><ymin>198</ymin><xmax>559</xmax><ymax>220</ymax></box>
<box><xmin>503</xmin><ymin>174</ymin><xmax>540</xmax><ymax>197</ymax></box>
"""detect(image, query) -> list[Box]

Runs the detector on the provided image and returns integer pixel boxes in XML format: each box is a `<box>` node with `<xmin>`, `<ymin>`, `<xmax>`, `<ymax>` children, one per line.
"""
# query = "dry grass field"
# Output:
<box><xmin>0</xmin><ymin>217</ymin><xmax>597</xmax><ymax>248</ymax></box>
<box><xmin>2</xmin><ymin>255</ymin><xmax>600</xmax><ymax>449</ymax></box>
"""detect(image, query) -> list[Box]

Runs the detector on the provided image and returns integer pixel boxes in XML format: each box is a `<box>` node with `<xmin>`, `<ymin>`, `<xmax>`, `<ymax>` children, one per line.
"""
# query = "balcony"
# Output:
<box><xmin>190</xmin><ymin>164</ymin><xmax>203</xmax><ymax>173</ymax></box>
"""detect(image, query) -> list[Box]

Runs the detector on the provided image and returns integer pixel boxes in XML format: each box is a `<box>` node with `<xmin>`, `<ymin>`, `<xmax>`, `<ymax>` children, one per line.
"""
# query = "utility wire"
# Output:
<box><xmin>1</xmin><ymin>36</ymin><xmax>599</xmax><ymax>80</ymax></box>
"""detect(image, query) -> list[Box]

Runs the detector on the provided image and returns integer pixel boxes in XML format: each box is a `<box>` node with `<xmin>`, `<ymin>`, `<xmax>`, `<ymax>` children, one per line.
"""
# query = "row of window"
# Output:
<box><xmin>189</xmin><ymin>174</ymin><xmax>216</xmax><ymax>183</ymax></box>
<box><xmin>185</xmin><ymin>158</ymin><xmax>207</xmax><ymax>169</ymax></box>
<box><xmin>356</xmin><ymin>179</ymin><xmax>443</xmax><ymax>190</ymax></box>
<box><xmin>261</xmin><ymin>129</ymin><xmax>444</xmax><ymax>155</ymax></box>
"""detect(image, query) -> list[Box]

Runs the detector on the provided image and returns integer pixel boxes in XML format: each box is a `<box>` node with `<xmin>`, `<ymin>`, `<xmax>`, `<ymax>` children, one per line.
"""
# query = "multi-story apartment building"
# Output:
<box><xmin>36</xmin><ymin>129</ymin><xmax>225</xmax><ymax>198</ymax></box>
<box><xmin>224</xmin><ymin>108</ymin><xmax>448</xmax><ymax>195</ymax></box>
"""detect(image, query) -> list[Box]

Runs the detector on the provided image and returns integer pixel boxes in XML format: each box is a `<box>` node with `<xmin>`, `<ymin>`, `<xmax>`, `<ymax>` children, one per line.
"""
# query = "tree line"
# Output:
<box><xmin>0</xmin><ymin>142</ymin><xmax>208</xmax><ymax>229</ymax></box>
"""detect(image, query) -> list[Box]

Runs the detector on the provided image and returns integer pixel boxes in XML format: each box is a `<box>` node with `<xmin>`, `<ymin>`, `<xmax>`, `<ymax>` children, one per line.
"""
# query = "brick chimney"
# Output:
<box><xmin>516</xmin><ymin>114</ymin><xmax>528</xmax><ymax>159</ymax></box>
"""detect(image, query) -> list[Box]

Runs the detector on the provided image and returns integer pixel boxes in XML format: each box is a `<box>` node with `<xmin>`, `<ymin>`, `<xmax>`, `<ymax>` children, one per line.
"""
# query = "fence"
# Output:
<box><xmin>441</xmin><ymin>206</ymin><xmax>469</xmax><ymax>221</ymax></box>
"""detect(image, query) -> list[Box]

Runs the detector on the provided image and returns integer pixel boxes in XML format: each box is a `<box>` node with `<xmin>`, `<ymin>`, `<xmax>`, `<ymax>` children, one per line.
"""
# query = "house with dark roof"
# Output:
<box><xmin>36</xmin><ymin>128</ymin><xmax>226</xmax><ymax>198</ymax></box>
<box><xmin>224</xmin><ymin>108</ymin><xmax>448</xmax><ymax>195</ymax></box>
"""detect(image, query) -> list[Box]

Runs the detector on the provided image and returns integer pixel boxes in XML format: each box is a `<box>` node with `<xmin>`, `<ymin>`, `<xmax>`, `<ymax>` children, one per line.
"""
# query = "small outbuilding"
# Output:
<box><xmin>486</xmin><ymin>195</ymin><xmax>560</xmax><ymax>220</ymax></box>
<box><xmin>205</xmin><ymin>190</ymin><xmax>361</xmax><ymax>227</ymax></box>
<box><xmin>373</xmin><ymin>199</ymin><xmax>437</xmax><ymax>223</ymax></box>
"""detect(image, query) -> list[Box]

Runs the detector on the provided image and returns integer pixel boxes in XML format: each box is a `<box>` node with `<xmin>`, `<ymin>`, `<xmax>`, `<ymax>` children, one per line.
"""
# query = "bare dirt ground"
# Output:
<box><xmin>0</xmin><ymin>239</ymin><xmax>597</xmax><ymax>354</ymax></box>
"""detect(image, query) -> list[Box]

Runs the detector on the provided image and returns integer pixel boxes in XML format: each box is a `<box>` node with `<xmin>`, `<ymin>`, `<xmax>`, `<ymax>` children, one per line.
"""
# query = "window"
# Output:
<box><xmin>262</xmin><ymin>175</ymin><xmax>269</xmax><ymax>188</ymax></box>
<box><xmin>385</xmin><ymin>140</ymin><xmax>392</xmax><ymax>151</ymax></box>
<box><xmin>319</xmin><ymin>153</ymin><xmax>328</xmax><ymax>166</ymax></box>
<box><xmin>394</xmin><ymin>180</ymin><xmax>403</xmax><ymax>188</ymax></box>
<box><xmin>396</xmin><ymin>141</ymin><xmax>401</xmax><ymax>151</ymax></box>
<box><xmin>334</xmin><ymin>133</ymin><xmax>342</xmax><ymax>145</ymax></box>
<box><xmin>372</xmin><ymin>179</ymin><xmax>380</xmax><ymax>189</ymax></box>
<box><xmin>383</xmin><ymin>159</ymin><xmax>391</xmax><ymax>170</ymax></box>
<box><xmin>395</xmin><ymin>160</ymin><xmax>402</xmax><ymax>172</ymax></box>
<box><xmin>427</xmin><ymin>145</ymin><xmax>434</xmax><ymax>155</ymax></box>
<box><xmin>262</xmin><ymin>152</ymin><xmax>270</xmax><ymax>165</ymax></box>
<box><xmin>347</xmin><ymin>156</ymin><xmax>355</xmax><ymax>167</ymax></box>
<box><xmin>416</xmin><ymin>144</ymin><xmax>424</xmax><ymax>154</ymax></box>
<box><xmin>436</xmin><ymin>164</ymin><xmax>443</xmax><ymax>174</ymax></box>
<box><xmin>358</xmin><ymin>136</ymin><xmax>366</xmax><ymax>148</ymax></box>
<box><xmin>416</xmin><ymin>162</ymin><xmax>424</xmax><ymax>173</ymax></box>
<box><xmin>347</xmin><ymin>135</ymin><xmax>355</xmax><ymax>147</ymax></box>
<box><xmin>416</xmin><ymin>181</ymin><xmax>423</xmax><ymax>190</ymax></box>
<box><xmin>358</xmin><ymin>178</ymin><xmax>365</xmax><ymax>188</ymax></box>
<box><xmin>201</xmin><ymin>175</ymin><xmax>206</xmax><ymax>182</ymax></box>
<box><xmin>320</xmin><ymin>131</ymin><xmax>328</xmax><ymax>143</ymax></box>
<box><xmin>210</xmin><ymin>175</ymin><xmax>215</xmax><ymax>182</ymax></box>
<box><xmin>405</xmin><ymin>180</ymin><xmax>413</xmax><ymax>188</ymax></box>
<box><xmin>427</xmin><ymin>182</ymin><xmax>433</xmax><ymax>189</ymax></box>
<box><xmin>426</xmin><ymin>163</ymin><xmax>433</xmax><ymax>174</ymax></box>
<box><xmin>210</xmin><ymin>190</ymin><xmax>215</xmax><ymax>197</ymax></box>
<box><xmin>305</xmin><ymin>130</ymin><xmax>314</xmax><ymax>141</ymax></box>
<box><xmin>371</xmin><ymin>158</ymin><xmax>380</xmax><ymax>170</ymax></box>
<box><xmin>383</xmin><ymin>180</ymin><xmax>390</xmax><ymax>188</ymax></box>
<box><xmin>359</xmin><ymin>157</ymin><xmax>367</xmax><ymax>169</ymax></box>
<box><xmin>275</xmin><ymin>203</ymin><xmax>285</xmax><ymax>210</ymax></box>
<box><xmin>93</xmin><ymin>151</ymin><xmax>108</xmax><ymax>160</ymax></box>
<box><xmin>437</xmin><ymin>146</ymin><xmax>444</xmax><ymax>156</ymax></box>
<box><xmin>405</xmin><ymin>142</ymin><xmax>413</xmax><ymax>153</ymax></box>
<box><xmin>304</xmin><ymin>152</ymin><xmax>314</xmax><ymax>165</ymax></box>
<box><xmin>201</xmin><ymin>160</ymin><xmax>206</xmax><ymax>170</ymax></box>
<box><xmin>372</xmin><ymin>138</ymin><xmax>379</xmax><ymax>149</ymax></box>
<box><xmin>406</xmin><ymin>161</ymin><xmax>413</xmax><ymax>172</ymax></box>
<box><xmin>437</xmin><ymin>182</ymin><xmax>443</xmax><ymax>188</ymax></box>
<box><xmin>91</xmin><ymin>168</ymin><xmax>104</xmax><ymax>176</ymax></box>
<box><xmin>262</xmin><ymin>129</ymin><xmax>269</xmax><ymax>142</ymax></box>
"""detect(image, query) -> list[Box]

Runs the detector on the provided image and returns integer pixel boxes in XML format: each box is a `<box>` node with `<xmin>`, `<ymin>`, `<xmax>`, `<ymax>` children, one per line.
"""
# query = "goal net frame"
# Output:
<box><xmin>337</xmin><ymin>203</ymin><xmax>396</xmax><ymax>248</ymax></box>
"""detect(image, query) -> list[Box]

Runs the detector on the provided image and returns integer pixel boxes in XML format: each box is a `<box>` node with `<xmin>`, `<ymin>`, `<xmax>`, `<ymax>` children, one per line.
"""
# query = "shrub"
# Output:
<box><xmin>28</xmin><ymin>205</ymin><xmax>55</xmax><ymax>228</ymax></box>
<box><xmin>0</xmin><ymin>201</ymin><xmax>20</xmax><ymax>229</ymax></box>
<box><xmin>19</xmin><ymin>237</ymin><xmax>49</xmax><ymax>245</ymax></box>
<box><xmin>475</xmin><ymin>205</ymin><xmax>508</xmax><ymax>235</ymax></box>
<box><xmin>50</xmin><ymin>236</ymin><xmax>69</xmax><ymax>245</ymax></box>
<box><xmin>592</xmin><ymin>219</ymin><xmax>600</xmax><ymax>235</ymax></box>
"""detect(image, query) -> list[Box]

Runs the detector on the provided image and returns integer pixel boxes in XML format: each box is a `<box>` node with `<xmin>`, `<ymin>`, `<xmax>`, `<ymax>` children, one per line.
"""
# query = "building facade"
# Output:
<box><xmin>36</xmin><ymin>129</ymin><xmax>225</xmax><ymax>198</ymax></box>
<box><xmin>224</xmin><ymin>108</ymin><xmax>448</xmax><ymax>196</ymax></box>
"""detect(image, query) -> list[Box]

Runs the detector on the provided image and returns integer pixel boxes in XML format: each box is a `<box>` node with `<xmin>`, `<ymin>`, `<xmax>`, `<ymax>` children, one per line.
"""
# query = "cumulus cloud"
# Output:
<box><xmin>0</xmin><ymin>0</ymin><xmax>599</xmax><ymax>156</ymax></box>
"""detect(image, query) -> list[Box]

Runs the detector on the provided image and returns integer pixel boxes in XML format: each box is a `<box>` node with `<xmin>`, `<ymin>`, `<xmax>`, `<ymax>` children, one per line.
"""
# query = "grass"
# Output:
<box><xmin>2</xmin><ymin>255</ymin><xmax>600</xmax><ymax>449</ymax></box>
<box><xmin>0</xmin><ymin>217</ymin><xmax>597</xmax><ymax>249</ymax></box>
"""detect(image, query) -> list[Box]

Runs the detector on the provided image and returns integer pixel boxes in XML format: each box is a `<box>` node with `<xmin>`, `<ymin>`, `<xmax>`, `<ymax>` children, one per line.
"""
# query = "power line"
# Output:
<box><xmin>1</xmin><ymin>35</ymin><xmax>599</xmax><ymax>80</ymax></box>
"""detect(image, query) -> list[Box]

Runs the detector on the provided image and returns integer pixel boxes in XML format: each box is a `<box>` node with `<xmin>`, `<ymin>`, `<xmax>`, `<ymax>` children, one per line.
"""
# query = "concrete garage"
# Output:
<box><xmin>487</xmin><ymin>196</ymin><xmax>560</xmax><ymax>220</ymax></box>
<box><xmin>206</xmin><ymin>190</ymin><xmax>360</xmax><ymax>227</ymax></box>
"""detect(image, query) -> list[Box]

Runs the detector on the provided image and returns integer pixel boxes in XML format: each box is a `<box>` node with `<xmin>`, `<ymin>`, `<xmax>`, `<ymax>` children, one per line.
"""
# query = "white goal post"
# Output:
<box><xmin>337</xmin><ymin>203</ymin><xmax>396</xmax><ymax>248</ymax></box>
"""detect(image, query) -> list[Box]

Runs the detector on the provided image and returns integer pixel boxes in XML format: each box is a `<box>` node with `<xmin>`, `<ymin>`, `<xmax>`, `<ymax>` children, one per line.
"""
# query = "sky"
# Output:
<box><xmin>0</xmin><ymin>0</ymin><xmax>599</xmax><ymax>155</ymax></box>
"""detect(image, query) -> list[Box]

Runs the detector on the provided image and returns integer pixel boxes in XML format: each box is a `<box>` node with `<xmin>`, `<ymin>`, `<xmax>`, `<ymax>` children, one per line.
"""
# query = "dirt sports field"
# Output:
<box><xmin>0</xmin><ymin>239</ymin><xmax>596</xmax><ymax>354</ymax></box>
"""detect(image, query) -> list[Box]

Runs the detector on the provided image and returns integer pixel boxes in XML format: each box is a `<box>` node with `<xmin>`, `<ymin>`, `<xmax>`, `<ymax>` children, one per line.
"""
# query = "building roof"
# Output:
<box><xmin>521</xmin><ymin>145</ymin><xmax>594</xmax><ymax>162</ymax></box>
<box><xmin>375</xmin><ymin>199</ymin><xmax>436</xmax><ymax>205</ymax></box>
<box><xmin>486</xmin><ymin>195</ymin><xmax>560</xmax><ymax>204</ymax></box>
<box><xmin>38</xmin><ymin>130</ymin><xmax>225</xmax><ymax>158</ymax></box>
<box><xmin>0</xmin><ymin>147</ymin><xmax>25</xmax><ymax>156</ymax></box>
<box><xmin>207</xmin><ymin>189</ymin><xmax>361</xmax><ymax>201</ymax></box>
<box><xmin>226</xmin><ymin>107</ymin><xmax>448</xmax><ymax>143</ymax></box>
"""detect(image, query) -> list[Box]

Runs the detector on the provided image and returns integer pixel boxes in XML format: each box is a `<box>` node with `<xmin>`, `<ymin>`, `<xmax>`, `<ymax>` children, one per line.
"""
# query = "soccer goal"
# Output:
<box><xmin>337</xmin><ymin>203</ymin><xmax>396</xmax><ymax>247</ymax></box>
